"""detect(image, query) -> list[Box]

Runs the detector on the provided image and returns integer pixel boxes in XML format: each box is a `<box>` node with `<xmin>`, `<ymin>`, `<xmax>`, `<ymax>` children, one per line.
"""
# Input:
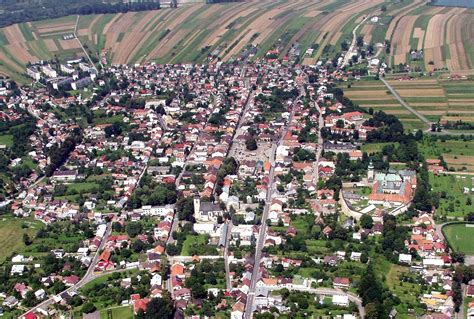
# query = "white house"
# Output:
<box><xmin>399</xmin><ymin>253</ymin><xmax>412</xmax><ymax>265</ymax></box>
<box><xmin>332</xmin><ymin>294</ymin><xmax>349</xmax><ymax>307</ymax></box>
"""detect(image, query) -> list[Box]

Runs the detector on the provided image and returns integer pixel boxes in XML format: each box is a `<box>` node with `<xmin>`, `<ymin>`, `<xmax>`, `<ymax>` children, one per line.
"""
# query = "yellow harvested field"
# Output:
<box><xmin>345</xmin><ymin>90</ymin><xmax>391</xmax><ymax>97</ymax></box>
<box><xmin>443</xmin><ymin>154</ymin><xmax>474</xmax><ymax>165</ymax></box>
<box><xmin>392</xmin><ymin>15</ymin><xmax>417</xmax><ymax>65</ymax></box>
<box><xmin>410</xmin><ymin>102</ymin><xmax>448</xmax><ymax>107</ymax></box>
<box><xmin>396</xmin><ymin>88</ymin><xmax>445</xmax><ymax>97</ymax></box>
<box><xmin>383</xmin><ymin>109</ymin><xmax>411</xmax><ymax>115</ymax></box>
<box><xmin>44</xmin><ymin>39</ymin><xmax>58</xmax><ymax>51</ymax></box>
<box><xmin>347</xmin><ymin>96</ymin><xmax>396</xmax><ymax>101</ymax></box>
<box><xmin>0</xmin><ymin>0</ymin><xmax>472</xmax><ymax>82</ymax></box>
<box><xmin>361</xmin><ymin>24</ymin><xmax>375</xmax><ymax>44</ymax></box>
<box><xmin>412</xmin><ymin>27</ymin><xmax>425</xmax><ymax>51</ymax></box>
<box><xmin>58</xmin><ymin>39</ymin><xmax>81</xmax><ymax>50</ymax></box>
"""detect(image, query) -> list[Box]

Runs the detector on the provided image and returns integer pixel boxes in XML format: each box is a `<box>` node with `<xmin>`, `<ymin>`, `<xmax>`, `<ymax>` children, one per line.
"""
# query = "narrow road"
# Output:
<box><xmin>73</xmin><ymin>15</ymin><xmax>101</xmax><ymax>72</ymax></box>
<box><xmin>224</xmin><ymin>221</ymin><xmax>233</xmax><ymax>291</ymax></box>
<box><xmin>380</xmin><ymin>77</ymin><xmax>430</xmax><ymax>126</ymax></box>
<box><xmin>380</xmin><ymin>77</ymin><xmax>470</xmax><ymax>136</ymax></box>
<box><xmin>23</xmin><ymin>222</ymin><xmax>112</xmax><ymax>316</ymax></box>
<box><xmin>342</xmin><ymin>15</ymin><xmax>370</xmax><ymax>67</ymax></box>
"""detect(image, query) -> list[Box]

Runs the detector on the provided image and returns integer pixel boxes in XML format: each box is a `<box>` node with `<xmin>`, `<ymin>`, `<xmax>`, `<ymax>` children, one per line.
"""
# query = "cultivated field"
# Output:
<box><xmin>443</xmin><ymin>223</ymin><xmax>474</xmax><ymax>254</ymax></box>
<box><xmin>0</xmin><ymin>216</ymin><xmax>45</xmax><ymax>263</ymax></box>
<box><xmin>0</xmin><ymin>0</ymin><xmax>473</xmax><ymax>83</ymax></box>
<box><xmin>341</xmin><ymin>77</ymin><xmax>427</xmax><ymax>132</ymax></box>
<box><xmin>429</xmin><ymin>173</ymin><xmax>474</xmax><ymax>218</ymax></box>
<box><xmin>353</xmin><ymin>0</ymin><xmax>474</xmax><ymax>72</ymax></box>
<box><xmin>420</xmin><ymin>138</ymin><xmax>474</xmax><ymax>172</ymax></box>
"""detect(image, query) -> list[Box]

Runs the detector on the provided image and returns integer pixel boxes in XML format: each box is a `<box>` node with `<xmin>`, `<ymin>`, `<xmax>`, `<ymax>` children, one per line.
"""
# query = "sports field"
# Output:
<box><xmin>442</xmin><ymin>223</ymin><xmax>474</xmax><ymax>254</ymax></box>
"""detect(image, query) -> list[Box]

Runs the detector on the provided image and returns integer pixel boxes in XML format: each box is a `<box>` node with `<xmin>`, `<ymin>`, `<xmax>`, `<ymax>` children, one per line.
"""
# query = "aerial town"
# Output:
<box><xmin>1</xmin><ymin>1</ymin><xmax>474</xmax><ymax>319</ymax></box>
<box><xmin>0</xmin><ymin>50</ymin><xmax>473</xmax><ymax>319</ymax></box>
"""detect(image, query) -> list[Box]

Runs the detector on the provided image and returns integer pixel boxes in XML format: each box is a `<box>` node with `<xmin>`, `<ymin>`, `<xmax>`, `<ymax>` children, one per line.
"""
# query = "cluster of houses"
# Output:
<box><xmin>27</xmin><ymin>60</ymin><xmax>96</xmax><ymax>90</ymax></box>
<box><xmin>2</xmin><ymin>49</ymin><xmax>468</xmax><ymax>319</ymax></box>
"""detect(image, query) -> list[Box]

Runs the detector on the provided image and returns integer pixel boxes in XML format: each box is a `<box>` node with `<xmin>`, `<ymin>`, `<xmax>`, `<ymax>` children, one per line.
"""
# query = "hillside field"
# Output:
<box><xmin>0</xmin><ymin>0</ymin><xmax>473</xmax><ymax>84</ymax></box>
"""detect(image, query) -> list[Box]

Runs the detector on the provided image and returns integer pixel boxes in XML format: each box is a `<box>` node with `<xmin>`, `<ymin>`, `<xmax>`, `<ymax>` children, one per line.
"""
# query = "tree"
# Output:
<box><xmin>365</xmin><ymin>303</ymin><xmax>380</xmax><ymax>319</ymax></box>
<box><xmin>23</xmin><ymin>233</ymin><xmax>32</xmax><ymax>245</ymax></box>
<box><xmin>166</xmin><ymin>243</ymin><xmax>179</xmax><ymax>256</ymax></box>
<box><xmin>298</xmin><ymin>298</ymin><xmax>309</xmax><ymax>309</ymax></box>
<box><xmin>144</xmin><ymin>297</ymin><xmax>174</xmax><ymax>319</ymax></box>
<box><xmin>82</xmin><ymin>302</ymin><xmax>97</xmax><ymax>314</ymax></box>
<box><xmin>131</xmin><ymin>240</ymin><xmax>144</xmax><ymax>253</ymax></box>
<box><xmin>360</xmin><ymin>214</ymin><xmax>374</xmax><ymax>229</ymax></box>
<box><xmin>126</xmin><ymin>222</ymin><xmax>143</xmax><ymax>238</ymax></box>
<box><xmin>246</xmin><ymin>138</ymin><xmax>258</xmax><ymax>151</ymax></box>
<box><xmin>176</xmin><ymin>197</ymin><xmax>194</xmax><ymax>221</ymax></box>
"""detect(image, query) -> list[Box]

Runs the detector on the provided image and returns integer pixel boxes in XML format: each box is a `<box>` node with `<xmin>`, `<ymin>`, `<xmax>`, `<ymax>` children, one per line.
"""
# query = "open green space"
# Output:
<box><xmin>0</xmin><ymin>134</ymin><xmax>13</xmax><ymax>147</ymax></box>
<box><xmin>386</xmin><ymin>264</ymin><xmax>426</xmax><ymax>318</ymax></box>
<box><xmin>0</xmin><ymin>216</ymin><xmax>45</xmax><ymax>262</ymax></box>
<box><xmin>442</xmin><ymin>223</ymin><xmax>474</xmax><ymax>254</ymax></box>
<box><xmin>362</xmin><ymin>142</ymin><xmax>399</xmax><ymax>154</ymax></box>
<box><xmin>181</xmin><ymin>234</ymin><xmax>207</xmax><ymax>256</ymax></box>
<box><xmin>99</xmin><ymin>306</ymin><xmax>134</xmax><ymax>319</ymax></box>
<box><xmin>429</xmin><ymin>173</ymin><xmax>474</xmax><ymax>218</ymax></box>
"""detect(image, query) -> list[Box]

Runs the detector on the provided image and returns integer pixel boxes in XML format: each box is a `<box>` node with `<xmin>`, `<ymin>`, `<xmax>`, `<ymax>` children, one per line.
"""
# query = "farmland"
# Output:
<box><xmin>442</xmin><ymin>223</ymin><xmax>474</xmax><ymax>254</ymax></box>
<box><xmin>420</xmin><ymin>137</ymin><xmax>474</xmax><ymax>172</ymax></box>
<box><xmin>341</xmin><ymin>77</ymin><xmax>427</xmax><ymax>132</ymax></box>
<box><xmin>0</xmin><ymin>0</ymin><xmax>472</xmax><ymax>83</ymax></box>
<box><xmin>349</xmin><ymin>74</ymin><xmax>474</xmax><ymax>133</ymax></box>
<box><xmin>353</xmin><ymin>0</ymin><xmax>474</xmax><ymax>72</ymax></box>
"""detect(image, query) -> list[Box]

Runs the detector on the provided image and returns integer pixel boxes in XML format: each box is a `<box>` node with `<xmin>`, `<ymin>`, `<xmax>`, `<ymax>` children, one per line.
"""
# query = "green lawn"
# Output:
<box><xmin>443</xmin><ymin>223</ymin><xmax>474</xmax><ymax>255</ymax></box>
<box><xmin>362</xmin><ymin>142</ymin><xmax>399</xmax><ymax>154</ymax></box>
<box><xmin>430</xmin><ymin>173</ymin><xmax>474</xmax><ymax>218</ymax></box>
<box><xmin>67</xmin><ymin>182</ymin><xmax>101</xmax><ymax>193</ymax></box>
<box><xmin>99</xmin><ymin>306</ymin><xmax>134</xmax><ymax>319</ymax></box>
<box><xmin>0</xmin><ymin>134</ymin><xmax>13</xmax><ymax>147</ymax></box>
<box><xmin>181</xmin><ymin>234</ymin><xmax>207</xmax><ymax>256</ymax></box>
<box><xmin>0</xmin><ymin>217</ymin><xmax>45</xmax><ymax>262</ymax></box>
<box><xmin>385</xmin><ymin>263</ymin><xmax>426</xmax><ymax>318</ymax></box>
<box><xmin>419</xmin><ymin>138</ymin><xmax>474</xmax><ymax>172</ymax></box>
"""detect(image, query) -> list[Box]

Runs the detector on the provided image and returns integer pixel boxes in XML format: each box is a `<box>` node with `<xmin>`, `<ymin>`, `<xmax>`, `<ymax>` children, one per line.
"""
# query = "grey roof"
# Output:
<box><xmin>200</xmin><ymin>202</ymin><xmax>222</xmax><ymax>213</ymax></box>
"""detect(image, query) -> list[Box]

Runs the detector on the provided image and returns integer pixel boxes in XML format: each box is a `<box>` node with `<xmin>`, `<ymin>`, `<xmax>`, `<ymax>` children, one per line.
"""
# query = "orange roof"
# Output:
<box><xmin>264</xmin><ymin>161</ymin><xmax>271</xmax><ymax>172</ymax></box>
<box><xmin>262</xmin><ymin>278</ymin><xmax>278</xmax><ymax>286</ymax></box>
<box><xmin>154</xmin><ymin>245</ymin><xmax>165</xmax><ymax>254</ymax></box>
<box><xmin>171</xmin><ymin>263</ymin><xmax>185</xmax><ymax>276</ymax></box>
<box><xmin>99</xmin><ymin>249</ymin><xmax>111</xmax><ymax>262</ymax></box>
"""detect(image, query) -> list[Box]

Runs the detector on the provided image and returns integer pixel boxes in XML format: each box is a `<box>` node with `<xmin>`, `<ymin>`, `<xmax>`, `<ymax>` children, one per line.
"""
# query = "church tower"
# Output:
<box><xmin>193</xmin><ymin>196</ymin><xmax>201</xmax><ymax>220</ymax></box>
<box><xmin>368</xmin><ymin>161</ymin><xmax>375</xmax><ymax>183</ymax></box>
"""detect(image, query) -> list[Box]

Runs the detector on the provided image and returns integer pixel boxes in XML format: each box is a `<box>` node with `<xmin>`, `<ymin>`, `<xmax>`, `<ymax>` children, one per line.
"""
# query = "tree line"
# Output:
<box><xmin>0</xmin><ymin>0</ymin><xmax>161</xmax><ymax>28</ymax></box>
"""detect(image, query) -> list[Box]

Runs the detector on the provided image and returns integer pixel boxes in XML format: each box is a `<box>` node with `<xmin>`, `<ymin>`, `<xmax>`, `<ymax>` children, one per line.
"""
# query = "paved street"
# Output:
<box><xmin>22</xmin><ymin>222</ymin><xmax>112</xmax><ymax>316</ymax></box>
<box><xmin>244</xmin><ymin>89</ymin><xmax>303</xmax><ymax>319</ymax></box>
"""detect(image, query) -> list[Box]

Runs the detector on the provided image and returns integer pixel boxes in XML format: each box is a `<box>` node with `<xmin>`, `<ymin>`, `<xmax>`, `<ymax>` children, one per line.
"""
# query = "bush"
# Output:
<box><xmin>82</xmin><ymin>302</ymin><xmax>97</xmax><ymax>314</ymax></box>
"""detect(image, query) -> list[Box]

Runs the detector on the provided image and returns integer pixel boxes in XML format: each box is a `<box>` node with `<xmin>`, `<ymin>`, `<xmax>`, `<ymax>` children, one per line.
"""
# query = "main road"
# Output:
<box><xmin>243</xmin><ymin>87</ymin><xmax>303</xmax><ymax>319</ymax></box>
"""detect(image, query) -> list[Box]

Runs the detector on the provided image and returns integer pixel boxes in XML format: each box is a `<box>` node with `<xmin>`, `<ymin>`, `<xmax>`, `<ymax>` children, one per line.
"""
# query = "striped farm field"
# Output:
<box><xmin>341</xmin><ymin>78</ymin><xmax>426</xmax><ymax>131</ymax></box>
<box><xmin>0</xmin><ymin>0</ymin><xmax>388</xmax><ymax>81</ymax></box>
<box><xmin>367</xmin><ymin>1</ymin><xmax>474</xmax><ymax>72</ymax></box>
<box><xmin>1</xmin><ymin>0</ymin><xmax>473</xmax><ymax>83</ymax></box>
